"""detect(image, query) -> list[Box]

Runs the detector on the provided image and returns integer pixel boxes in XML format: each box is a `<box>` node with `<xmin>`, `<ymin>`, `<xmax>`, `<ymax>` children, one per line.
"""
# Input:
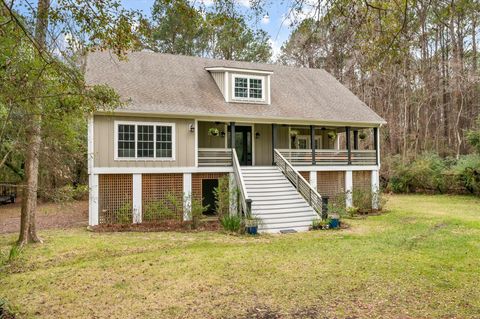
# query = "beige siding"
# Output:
<box><xmin>277</xmin><ymin>125</ymin><xmax>289</xmax><ymax>148</ymax></box>
<box><xmin>198</xmin><ymin>121</ymin><xmax>226</xmax><ymax>148</ymax></box>
<box><xmin>94</xmin><ymin>115</ymin><xmax>195</xmax><ymax>167</ymax></box>
<box><xmin>211</xmin><ymin>72</ymin><xmax>225</xmax><ymax>97</ymax></box>
<box><xmin>254</xmin><ymin>124</ymin><xmax>272</xmax><ymax>165</ymax></box>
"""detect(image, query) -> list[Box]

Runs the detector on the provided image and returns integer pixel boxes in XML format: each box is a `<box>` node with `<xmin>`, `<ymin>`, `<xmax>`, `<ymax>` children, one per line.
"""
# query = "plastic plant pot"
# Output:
<box><xmin>329</xmin><ymin>218</ymin><xmax>339</xmax><ymax>229</ymax></box>
<box><xmin>246</xmin><ymin>226</ymin><xmax>258</xmax><ymax>235</ymax></box>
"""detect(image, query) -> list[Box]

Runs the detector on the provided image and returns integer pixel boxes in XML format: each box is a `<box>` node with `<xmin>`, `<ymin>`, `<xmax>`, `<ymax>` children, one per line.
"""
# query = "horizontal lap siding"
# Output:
<box><xmin>142</xmin><ymin>174</ymin><xmax>183</xmax><ymax>222</ymax></box>
<box><xmin>98</xmin><ymin>174</ymin><xmax>133</xmax><ymax>224</ymax></box>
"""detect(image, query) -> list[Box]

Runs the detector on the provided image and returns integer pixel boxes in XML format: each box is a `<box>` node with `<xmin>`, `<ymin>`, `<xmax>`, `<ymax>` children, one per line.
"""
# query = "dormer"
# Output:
<box><xmin>205</xmin><ymin>66</ymin><xmax>273</xmax><ymax>105</ymax></box>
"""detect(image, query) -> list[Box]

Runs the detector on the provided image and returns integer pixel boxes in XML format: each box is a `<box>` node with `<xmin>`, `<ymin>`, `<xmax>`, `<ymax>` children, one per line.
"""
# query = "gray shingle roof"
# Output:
<box><xmin>86</xmin><ymin>51</ymin><xmax>386</xmax><ymax>125</ymax></box>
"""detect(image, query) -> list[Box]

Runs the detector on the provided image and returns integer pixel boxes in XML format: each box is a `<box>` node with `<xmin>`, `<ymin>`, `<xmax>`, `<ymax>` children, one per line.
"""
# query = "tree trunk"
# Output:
<box><xmin>17</xmin><ymin>0</ymin><xmax>50</xmax><ymax>246</ymax></box>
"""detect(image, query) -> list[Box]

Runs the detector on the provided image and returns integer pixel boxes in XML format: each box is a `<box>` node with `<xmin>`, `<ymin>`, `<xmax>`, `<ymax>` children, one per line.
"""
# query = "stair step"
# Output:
<box><xmin>249</xmin><ymin>194</ymin><xmax>302</xmax><ymax>201</ymax></box>
<box><xmin>255</xmin><ymin>215</ymin><xmax>318</xmax><ymax>225</ymax></box>
<box><xmin>252</xmin><ymin>205</ymin><xmax>316</xmax><ymax>214</ymax></box>
<box><xmin>259</xmin><ymin>220</ymin><xmax>313</xmax><ymax>230</ymax></box>
<box><xmin>252</xmin><ymin>203</ymin><xmax>312</xmax><ymax>211</ymax></box>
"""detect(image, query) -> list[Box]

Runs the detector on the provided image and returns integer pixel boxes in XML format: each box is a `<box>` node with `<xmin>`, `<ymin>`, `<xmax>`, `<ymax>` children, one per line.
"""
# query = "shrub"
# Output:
<box><xmin>220</xmin><ymin>214</ymin><xmax>242</xmax><ymax>232</ymax></box>
<box><xmin>143</xmin><ymin>200</ymin><xmax>176</xmax><ymax>221</ymax></box>
<box><xmin>452</xmin><ymin>154</ymin><xmax>480</xmax><ymax>195</ymax></box>
<box><xmin>409</xmin><ymin>153</ymin><xmax>449</xmax><ymax>193</ymax></box>
<box><xmin>187</xmin><ymin>195</ymin><xmax>209</xmax><ymax>229</ymax></box>
<box><xmin>73</xmin><ymin>184</ymin><xmax>89</xmax><ymax>200</ymax></box>
<box><xmin>214</xmin><ymin>175</ymin><xmax>230</xmax><ymax>218</ymax></box>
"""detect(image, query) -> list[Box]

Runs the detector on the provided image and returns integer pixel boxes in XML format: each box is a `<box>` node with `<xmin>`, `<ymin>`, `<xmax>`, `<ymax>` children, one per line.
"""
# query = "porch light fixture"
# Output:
<box><xmin>220</xmin><ymin>131</ymin><xmax>226</xmax><ymax>138</ymax></box>
<box><xmin>255</xmin><ymin>132</ymin><xmax>260</xmax><ymax>139</ymax></box>
<box><xmin>188</xmin><ymin>123</ymin><xmax>195</xmax><ymax>133</ymax></box>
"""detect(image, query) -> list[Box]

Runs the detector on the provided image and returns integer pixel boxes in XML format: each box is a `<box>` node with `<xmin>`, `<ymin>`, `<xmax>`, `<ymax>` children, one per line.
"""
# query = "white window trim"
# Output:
<box><xmin>231</xmin><ymin>73</ymin><xmax>266</xmax><ymax>102</ymax></box>
<box><xmin>114</xmin><ymin>121</ymin><xmax>176</xmax><ymax>161</ymax></box>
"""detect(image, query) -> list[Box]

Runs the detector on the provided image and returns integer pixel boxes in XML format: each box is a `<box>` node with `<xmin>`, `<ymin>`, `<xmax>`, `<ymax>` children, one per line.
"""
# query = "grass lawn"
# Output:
<box><xmin>1</xmin><ymin>194</ymin><xmax>480</xmax><ymax>318</ymax></box>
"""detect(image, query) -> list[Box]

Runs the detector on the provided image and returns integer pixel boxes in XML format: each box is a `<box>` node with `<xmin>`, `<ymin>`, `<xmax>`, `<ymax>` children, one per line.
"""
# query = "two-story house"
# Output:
<box><xmin>86</xmin><ymin>51</ymin><xmax>386</xmax><ymax>233</ymax></box>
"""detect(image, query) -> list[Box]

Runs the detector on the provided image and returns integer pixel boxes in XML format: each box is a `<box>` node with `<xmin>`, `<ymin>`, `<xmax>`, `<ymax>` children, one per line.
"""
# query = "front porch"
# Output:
<box><xmin>196</xmin><ymin>121</ymin><xmax>379</xmax><ymax>168</ymax></box>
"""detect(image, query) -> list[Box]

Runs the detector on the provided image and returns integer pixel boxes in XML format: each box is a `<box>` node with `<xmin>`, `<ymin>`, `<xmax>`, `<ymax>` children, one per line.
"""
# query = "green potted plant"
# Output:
<box><xmin>327</xmin><ymin>131</ymin><xmax>337</xmax><ymax>140</ymax></box>
<box><xmin>359</xmin><ymin>131</ymin><xmax>367</xmax><ymax>140</ymax></box>
<box><xmin>245</xmin><ymin>216</ymin><xmax>262</xmax><ymax>235</ymax></box>
<box><xmin>290</xmin><ymin>129</ymin><xmax>300</xmax><ymax>137</ymax></box>
<box><xmin>208</xmin><ymin>127</ymin><xmax>220</xmax><ymax>136</ymax></box>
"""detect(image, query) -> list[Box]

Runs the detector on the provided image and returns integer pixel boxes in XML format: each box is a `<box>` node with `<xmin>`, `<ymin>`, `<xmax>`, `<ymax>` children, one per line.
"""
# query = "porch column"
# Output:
<box><xmin>310</xmin><ymin>125</ymin><xmax>316</xmax><ymax>165</ymax></box>
<box><xmin>183</xmin><ymin>173</ymin><xmax>192</xmax><ymax>221</ymax></box>
<box><xmin>88</xmin><ymin>174</ymin><xmax>99</xmax><ymax>226</ymax></box>
<box><xmin>371</xmin><ymin>169</ymin><xmax>380</xmax><ymax>211</ymax></box>
<box><xmin>229</xmin><ymin>173</ymin><xmax>238</xmax><ymax>215</ymax></box>
<box><xmin>230</xmin><ymin>122</ymin><xmax>236</xmax><ymax>150</ymax></box>
<box><xmin>373</xmin><ymin>127</ymin><xmax>379</xmax><ymax>165</ymax></box>
<box><xmin>345</xmin><ymin>126</ymin><xmax>352</xmax><ymax>165</ymax></box>
<box><xmin>132</xmin><ymin>174</ymin><xmax>142</xmax><ymax>223</ymax></box>
<box><xmin>345</xmin><ymin>170</ymin><xmax>353</xmax><ymax>208</ymax></box>
<box><xmin>353</xmin><ymin>130</ymin><xmax>359</xmax><ymax>150</ymax></box>
<box><xmin>272</xmin><ymin>124</ymin><xmax>277</xmax><ymax>165</ymax></box>
<box><xmin>309</xmin><ymin>171</ymin><xmax>317</xmax><ymax>189</ymax></box>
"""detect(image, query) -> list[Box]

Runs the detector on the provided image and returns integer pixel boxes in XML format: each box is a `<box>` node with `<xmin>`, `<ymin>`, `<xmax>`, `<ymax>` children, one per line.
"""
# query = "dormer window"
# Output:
<box><xmin>205</xmin><ymin>66</ymin><xmax>272</xmax><ymax>104</ymax></box>
<box><xmin>232</xmin><ymin>74</ymin><xmax>264</xmax><ymax>101</ymax></box>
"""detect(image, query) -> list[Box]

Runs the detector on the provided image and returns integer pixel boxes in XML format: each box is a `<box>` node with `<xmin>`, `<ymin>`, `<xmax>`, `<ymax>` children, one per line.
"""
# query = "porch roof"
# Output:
<box><xmin>86</xmin><ymin>51</ymin><xmax>386</xmax><ymax>126</ymax></box>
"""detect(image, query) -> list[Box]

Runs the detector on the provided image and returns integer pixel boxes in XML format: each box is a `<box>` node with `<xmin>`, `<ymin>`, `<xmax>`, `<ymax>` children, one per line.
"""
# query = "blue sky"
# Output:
<box><xmin>120</xmin><ymin>0</ymin><xmax>304</xmax><ymax>58</ymax></box>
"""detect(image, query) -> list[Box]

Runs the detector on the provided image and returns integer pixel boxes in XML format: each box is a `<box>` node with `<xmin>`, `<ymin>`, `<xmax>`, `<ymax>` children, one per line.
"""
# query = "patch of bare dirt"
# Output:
<box><xmin>0</xmin><ymin>199</ymin><xmax>88</xmax><ymax>234</ymax></box>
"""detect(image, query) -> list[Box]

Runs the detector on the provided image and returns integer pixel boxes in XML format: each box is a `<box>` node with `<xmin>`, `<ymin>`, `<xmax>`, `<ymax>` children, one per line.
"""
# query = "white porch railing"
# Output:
<box><xmin>273</xmin><ymin>150</ymin><xmax>323</xmax><ymax>218</ymax></box>
<box><xmin>232</xmin><ymin>149</ymin><xmax>252</xmax><ymax>217</ymax></box>
<box><xmin>198</xmin><ymin>148</ymin><xmax>232</xmax><ymax>167</ymax></box>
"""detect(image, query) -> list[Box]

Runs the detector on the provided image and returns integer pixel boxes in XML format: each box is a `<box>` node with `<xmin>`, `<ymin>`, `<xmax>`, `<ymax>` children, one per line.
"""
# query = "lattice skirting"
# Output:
<box><xmin>353</xmin><ymin>171</ymin><xmax>372</xmax><ymax>192</ymax></box>
<box><xmin>299</xmin><ymin>171</ymin><xmax>310</xmax><ymax>182</ymax></box>
<box><xmin>142</xmin><ymin>174</ymin><xmax>183</xmax><ymax>222</ymax></box>
<box><xmin>316</xmin><ymin>171</ymin><xmax>345</xmax><ymax>200</ymax></box>
<box><xmin>98</xmin><ymin>174</ymin><xmax>133</xmax><ymax>224</ymax></box>
<box><xmin>192</xmin><ymin>173</ymin><xmax>228</xmax><ymax>200</ymax></box>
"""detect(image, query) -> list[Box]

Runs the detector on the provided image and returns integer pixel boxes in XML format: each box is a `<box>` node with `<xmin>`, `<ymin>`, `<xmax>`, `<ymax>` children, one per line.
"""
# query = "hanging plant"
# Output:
<box><xmin>208</xmin><ymin>127</ymin><xmax>220</xmax><ymax>136</ymax></box>
<box><xmin>290</xmin><ymin>129</ymin><xmax>300</xmax><ymax>137</ymax></box>
<box><xmin>327</xmin><ymin>131</ymin><xmax>337</xmax><ymax>140</ymax></box>
<box><xmin>359</xmin><ymin>131</ymin><xmax>367</xmax><ymax>140</ymax></box>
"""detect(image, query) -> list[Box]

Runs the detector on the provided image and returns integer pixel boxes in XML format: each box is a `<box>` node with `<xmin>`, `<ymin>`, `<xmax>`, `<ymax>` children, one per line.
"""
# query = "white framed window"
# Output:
<box><xmin>232</xmin><ymin>74</ymin><xmax>265</xmax><ymax>102</ymax></box>
<box><xmin>114</xmin><ymin>121</ymin><xmax>175</xmax><ymax>161</ymax></box>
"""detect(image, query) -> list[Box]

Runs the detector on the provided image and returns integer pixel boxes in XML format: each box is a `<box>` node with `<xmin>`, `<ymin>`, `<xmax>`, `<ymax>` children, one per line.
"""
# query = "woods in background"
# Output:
<box><xmin>279</xmin><ymin>0</ymin><xmax>480</xmax><ymax>159</ymax></box>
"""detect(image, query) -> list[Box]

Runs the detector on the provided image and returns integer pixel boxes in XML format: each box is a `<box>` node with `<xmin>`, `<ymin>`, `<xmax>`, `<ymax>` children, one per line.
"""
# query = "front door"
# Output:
<box><xmin>229</xmin><ymin>126</ymin><xmax>253</xmax><ymax>166</ymax></box>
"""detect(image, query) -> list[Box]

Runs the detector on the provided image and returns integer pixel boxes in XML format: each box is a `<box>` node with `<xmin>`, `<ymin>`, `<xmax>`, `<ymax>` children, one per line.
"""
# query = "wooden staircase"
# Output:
<box><xmin>241</xmin><ymin>167</ymin><xmax>319</xmax><ymax>233</ymax></box>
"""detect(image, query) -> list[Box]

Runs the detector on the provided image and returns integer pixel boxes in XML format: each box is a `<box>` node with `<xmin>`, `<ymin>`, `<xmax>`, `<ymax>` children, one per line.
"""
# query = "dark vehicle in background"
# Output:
<box><xmin>0</xmin><ymin>183</ymin><xmax>16</xmax><ymax>204</ymax></box>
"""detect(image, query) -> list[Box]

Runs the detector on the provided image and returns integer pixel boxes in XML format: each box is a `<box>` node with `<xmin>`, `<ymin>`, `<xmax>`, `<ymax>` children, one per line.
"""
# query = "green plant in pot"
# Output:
<box><xmin>245</xmin><ymin>216</ymin><xmax>262</xmax><ymax>235</ymax></box>
<box><xmin>208</xmin><ymin>127</ymin><xmax>220</xmax><ymax>136</ymax></box>
<box><xmin>327</xmin><ymin>131</ymin><xmax>337</xmax><ymax>140</ymax></box>
<box><xmin>358</xmin><ymin>131</ymin><xmax>367</xmax><ymax>140</ymax></box>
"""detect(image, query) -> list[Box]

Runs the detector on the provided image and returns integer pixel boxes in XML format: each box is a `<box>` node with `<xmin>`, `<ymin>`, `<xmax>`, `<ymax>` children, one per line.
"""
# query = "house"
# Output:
<box><xmin>86</xmin><ymin>51</ymin><xmax>386</xmax><ymax>233</ymax></box>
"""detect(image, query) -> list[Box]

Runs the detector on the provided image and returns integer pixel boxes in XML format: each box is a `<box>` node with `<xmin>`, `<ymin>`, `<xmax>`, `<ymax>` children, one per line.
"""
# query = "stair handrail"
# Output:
<box><xmin>273</xmin><ymin>149</ymin><xmax>323</xmax><ymax>218</ymax></box>
<box><xmin>232</xmin><ymin>149</ymin><xmax>252</xmax><ymax>218</ymax></box>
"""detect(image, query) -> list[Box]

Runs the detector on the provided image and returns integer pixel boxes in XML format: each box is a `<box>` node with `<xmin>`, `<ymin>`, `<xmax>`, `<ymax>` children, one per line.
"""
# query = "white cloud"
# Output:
<box><xmin>261</xmin><ymin>14</ymin><xmax>270</xmax><ymax>25</ymax></box>
<box><xmin>238</xmin><ymin>0</ymin><xmax>251</xmax><ymax>7</ymax></box>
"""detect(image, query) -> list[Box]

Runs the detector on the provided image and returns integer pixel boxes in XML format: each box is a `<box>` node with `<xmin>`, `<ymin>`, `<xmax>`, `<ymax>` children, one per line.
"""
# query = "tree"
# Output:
<box><xmin>148</xmin><ymin>0</ymin><xmax>272</xmax><ymax>62</ymax></box>
<box><xmin>279</xmin><ymin>0</ymin><xmax>480</xmax><ymax>159</ymax></box>
<box><xmin>1</xmin><ymin>0</ymin><xmax>145</xmax><ymax>246</ymax></box>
